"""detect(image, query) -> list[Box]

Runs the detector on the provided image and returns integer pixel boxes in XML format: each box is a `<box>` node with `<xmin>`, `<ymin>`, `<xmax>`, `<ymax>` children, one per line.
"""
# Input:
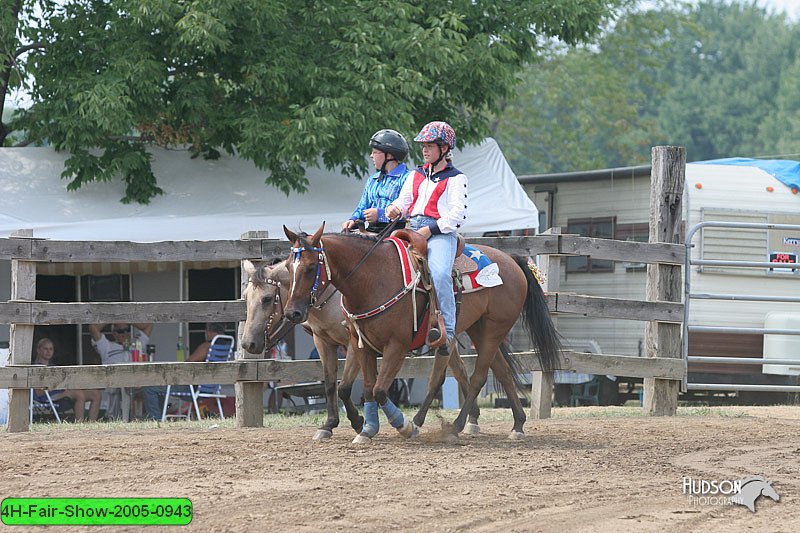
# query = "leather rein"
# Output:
<box><xmin>289</xmin><ymin>220</ymin><xmax>397</xmax><ymax>307</ymax></box>
<box><xmin>291</xmin><ymin>220</ymin><xmax>412</xmax><ymax>322</ymax></box>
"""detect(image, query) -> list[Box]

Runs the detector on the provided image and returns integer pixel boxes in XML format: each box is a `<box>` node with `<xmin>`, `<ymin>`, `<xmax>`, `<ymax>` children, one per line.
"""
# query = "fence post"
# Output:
<box><xmin>530</xmin><ymin>227</ymin><xmax>560</xmax><ymax>419</ymax></box>
<box><xmin>235</xmin><ymin>231</ymin><xmax>268</xmax><ymax>427</ymax></box>
<box><xmin>643</xmin><ymin>147</ymin><xmax>685</xmax><ymax>416</ymax></box>
<box><xmin>7</xmin><ymin>229</ymin><xmax>35</xmax><ymax>432</ymax></box>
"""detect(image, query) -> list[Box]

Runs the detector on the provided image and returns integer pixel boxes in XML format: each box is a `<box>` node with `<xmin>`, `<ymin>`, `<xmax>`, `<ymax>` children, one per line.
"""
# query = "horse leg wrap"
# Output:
<box><xmin>380</xmin><ymin>398</ymin><xmax>405</xmax><ymax>430</ymax></box>
<box><xmin>362</xmin><ymin>401</ymin><xmax>380</xmax><ymax>438</ymax></box>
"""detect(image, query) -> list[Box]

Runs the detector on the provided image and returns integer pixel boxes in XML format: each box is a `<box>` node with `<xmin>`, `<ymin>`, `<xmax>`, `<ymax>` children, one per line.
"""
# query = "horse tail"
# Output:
<box><xmin>513</xmin><ymin>255</ymin><xmax>562</xmax><ymax>373</ymax></box>
<box><xmin>499</xmin><ymin>340</ymin><xmax>530</xmax><ymax>397</ymax></box>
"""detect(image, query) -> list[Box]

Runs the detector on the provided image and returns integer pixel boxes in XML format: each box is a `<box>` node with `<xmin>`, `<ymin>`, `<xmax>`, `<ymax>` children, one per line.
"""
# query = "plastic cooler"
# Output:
<box><xmin>762</xmin><ymin>312</ymin><xmax>800</xmax><ymax>375</ymax></box>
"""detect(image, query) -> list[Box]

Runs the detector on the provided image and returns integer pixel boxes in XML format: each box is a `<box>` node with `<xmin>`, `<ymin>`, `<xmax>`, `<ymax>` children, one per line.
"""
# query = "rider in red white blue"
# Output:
<box><xmin>387</xmin><ymin>121</ymin><xmax>467</xmax><ymax>354</ymax></box>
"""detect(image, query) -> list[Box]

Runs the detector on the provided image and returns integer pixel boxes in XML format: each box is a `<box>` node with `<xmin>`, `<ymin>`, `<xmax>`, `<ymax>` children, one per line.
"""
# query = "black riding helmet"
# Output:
<box><xmin>369</xmin><ymin>129</ymin><xmax>409</xmax><ymax>161</ymax></box>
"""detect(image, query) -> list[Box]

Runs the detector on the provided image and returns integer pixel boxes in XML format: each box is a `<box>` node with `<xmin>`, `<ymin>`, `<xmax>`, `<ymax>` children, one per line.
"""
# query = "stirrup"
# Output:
<box><xmin>426</xmin><ymin>310</ymin><xmax>447</xmax><ymax>349</ymax></box>
<box><xmin>427</xmin><ymin>327</ymin><xmax>443</xmax><ymax>346</ymax></box>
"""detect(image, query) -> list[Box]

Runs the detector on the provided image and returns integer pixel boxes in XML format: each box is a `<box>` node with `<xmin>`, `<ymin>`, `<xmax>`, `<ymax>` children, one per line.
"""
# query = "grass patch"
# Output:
<box><xmin>676</xmin><ymin>406</ymin><xmax>752</xmax><ymax>418</ymax></box>
<box><xmin>24</xmin><ymin>403</ymin><xmax>763</xmax><ymax>433</ymax></box>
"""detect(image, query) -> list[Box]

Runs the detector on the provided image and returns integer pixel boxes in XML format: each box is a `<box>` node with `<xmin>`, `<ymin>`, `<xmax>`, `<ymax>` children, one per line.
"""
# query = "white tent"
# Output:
<box><xmin>0</xmin><ymin>139</ymin><xmax>538</xmax><ymax>242</ymax></box>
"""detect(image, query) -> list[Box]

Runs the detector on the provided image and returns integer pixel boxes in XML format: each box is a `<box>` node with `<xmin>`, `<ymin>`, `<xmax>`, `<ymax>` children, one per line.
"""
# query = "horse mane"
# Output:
<box><xmin>249</xmin><ymin>258</ymin><xmax>287</xmax><ymax>287</ymax></box>
<box><xmin>251</xmin><ymin>266</ymin><xmax>269</xmax><ymax>286</ymax></box>
<box><xmin>295</xmin><ymin>231</ymin><xmax>380</xmax><ymax>248</ymax></box>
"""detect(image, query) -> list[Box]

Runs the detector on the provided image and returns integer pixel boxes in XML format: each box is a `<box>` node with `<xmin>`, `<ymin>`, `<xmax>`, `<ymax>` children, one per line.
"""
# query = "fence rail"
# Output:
<box><xmin>0</xmin><ymin>351</ymin><xmax>684</xmax><ymax>390</ymax></box>
<box><xmin>683</xmin><ymin>220</ymin><xmax>800</xmax><ymax>395</ymax></box>
<box><xmin>0</xmin><ymin>292</ymin><xmax>680</xmax><ymax>326</ymax></box>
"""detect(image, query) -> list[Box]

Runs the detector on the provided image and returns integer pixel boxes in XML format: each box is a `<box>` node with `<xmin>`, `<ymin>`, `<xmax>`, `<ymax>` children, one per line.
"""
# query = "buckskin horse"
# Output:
<box><xmin>283</xmin><ymin>223</ymin><xmax>561</xmax><ymax>444</ymax></box>
<box><xmin>241</xmin><ymin>259</ymin><xmax>362</xmax><ymax>440</ymax></box>
<box><xmin>240</xmin><ymin>259</ymin><xmax>493</xmax><ymax>440</ymax></box>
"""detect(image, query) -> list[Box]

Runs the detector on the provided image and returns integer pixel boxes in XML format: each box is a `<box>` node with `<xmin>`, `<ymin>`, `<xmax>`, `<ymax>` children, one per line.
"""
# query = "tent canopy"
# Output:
<box><xmin>0</xmin><ymin>139</ymin><xmax>538</xmax><ymax>242</ymax></box>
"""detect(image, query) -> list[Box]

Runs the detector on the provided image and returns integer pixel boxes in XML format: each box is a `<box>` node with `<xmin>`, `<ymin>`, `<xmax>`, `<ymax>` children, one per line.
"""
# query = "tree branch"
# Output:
<box><xmin>109</xmin><ymin>135</ymin><xmax>144</xmax><ymax>142</ymax></box>
<box><xmin>15</xmin><ymin>41</ymin><xmax>47</xmax><ymax>58</ymax></box>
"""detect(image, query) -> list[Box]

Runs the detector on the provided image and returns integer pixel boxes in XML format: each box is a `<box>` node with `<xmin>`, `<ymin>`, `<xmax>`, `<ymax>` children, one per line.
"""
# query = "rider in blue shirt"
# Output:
<box><xmin>342</xmin><ymin>129</ymin><xmax>412</xmax><ymax>233</ymax></box>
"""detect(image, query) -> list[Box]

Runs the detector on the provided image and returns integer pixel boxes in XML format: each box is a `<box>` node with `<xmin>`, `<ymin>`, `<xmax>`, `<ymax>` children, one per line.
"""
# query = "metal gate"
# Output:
<box><xmin>683</xmin><ymin>221</ymin><xmax>800</xmax><ymax>394</ymax></box>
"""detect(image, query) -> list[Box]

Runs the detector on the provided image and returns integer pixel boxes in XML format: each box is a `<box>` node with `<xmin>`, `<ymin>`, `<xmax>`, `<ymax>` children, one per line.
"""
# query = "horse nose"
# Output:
<box><xmin>286</xmin><ymin>308</ymin><xmax>306</xmax><ymax>324</ymax></box>
<box><xmin>242</xmin><ymin>339</ymin><xmax>262</xmax><ymax>354</ymax></box>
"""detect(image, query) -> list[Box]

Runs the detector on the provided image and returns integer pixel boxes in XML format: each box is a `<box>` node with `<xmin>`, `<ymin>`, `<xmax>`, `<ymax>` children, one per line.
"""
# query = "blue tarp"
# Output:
<box><xmin>695</xmin><ymin>157</ymin><xmax>800</xmax><ymax>191</ymax></box>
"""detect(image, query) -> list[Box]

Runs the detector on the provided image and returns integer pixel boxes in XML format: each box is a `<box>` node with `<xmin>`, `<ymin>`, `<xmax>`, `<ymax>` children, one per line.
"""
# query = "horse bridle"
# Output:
<box><xmin>290</xmin><ymin>243</ymin><xmax>332</xmax><ymax>307</ymax></box>
<box><xmin>256</xmin><ymin>276</ymin><xmax>294</xmax><ymax>352</ymax></box>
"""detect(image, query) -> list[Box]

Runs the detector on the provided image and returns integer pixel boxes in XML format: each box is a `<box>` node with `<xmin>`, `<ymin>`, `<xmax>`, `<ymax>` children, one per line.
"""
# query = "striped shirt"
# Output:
<box><xmin>349</xmin><ymin>163</ymin><xmax>412</xmax><ymax>223</ymax></box>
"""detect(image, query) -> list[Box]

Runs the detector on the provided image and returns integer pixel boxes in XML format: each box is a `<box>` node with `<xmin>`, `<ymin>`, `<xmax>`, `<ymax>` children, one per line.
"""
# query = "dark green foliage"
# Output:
<box><xmin>1</xmin><ymin>0</ymin><xmax>620</xmax><ymax>203</ymax></box>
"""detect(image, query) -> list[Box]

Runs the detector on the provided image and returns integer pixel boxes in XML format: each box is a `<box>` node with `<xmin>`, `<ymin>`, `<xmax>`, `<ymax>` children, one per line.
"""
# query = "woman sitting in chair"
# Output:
<box><xmin>33</xmin><ymin>338</ymin><xmax>102</xmax><ymax>422</ymax></box>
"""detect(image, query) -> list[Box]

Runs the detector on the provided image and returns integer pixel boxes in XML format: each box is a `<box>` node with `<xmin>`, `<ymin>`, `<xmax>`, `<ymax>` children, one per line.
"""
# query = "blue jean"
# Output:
<box><xmin>143</xmin><ymin>385</ymin><xmax>191</xmax><ymax>420</ymax></box>
<box><xmin>410</xmin><ymin>216</ymin><xmax>458</xmax><ymax>341</ymax></box>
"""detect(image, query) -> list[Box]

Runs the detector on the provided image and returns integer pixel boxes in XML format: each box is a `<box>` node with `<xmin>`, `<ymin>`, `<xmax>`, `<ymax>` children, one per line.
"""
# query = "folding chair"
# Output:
<box><xmin>570</xmin><ymin>375</ymin><xmax>602</xmax><ymax>407</ymax></box>
<box><xmin>30</xmin><ymin>389</ymin><xmax>64</xmax><ymax>424</ymax></box>
<box><xmin>161</xmin><ymin>335</ymin><xmax>235</xmax><ymax>421</ymax></box>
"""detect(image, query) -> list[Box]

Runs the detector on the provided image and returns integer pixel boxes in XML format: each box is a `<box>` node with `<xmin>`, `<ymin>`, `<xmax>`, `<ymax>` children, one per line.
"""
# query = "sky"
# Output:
<box><xmin>757</xmin><ymin>0</ymin><xmax>799</xmax><ymax>19</ymax></box>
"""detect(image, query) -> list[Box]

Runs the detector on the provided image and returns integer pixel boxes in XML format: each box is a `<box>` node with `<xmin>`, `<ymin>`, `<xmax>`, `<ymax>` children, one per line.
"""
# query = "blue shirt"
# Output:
<box><xmin>350</xmin><ymin>163</ymin><xmax>412</xmax><ymax>223</ymax></box>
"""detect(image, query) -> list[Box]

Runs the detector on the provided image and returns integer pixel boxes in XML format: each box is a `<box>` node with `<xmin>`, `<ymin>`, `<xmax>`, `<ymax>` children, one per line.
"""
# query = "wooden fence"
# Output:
<box><xmin>0</xmin><ymin>147</ymin><xmax>687</xmax><ymax>432</ymax></box>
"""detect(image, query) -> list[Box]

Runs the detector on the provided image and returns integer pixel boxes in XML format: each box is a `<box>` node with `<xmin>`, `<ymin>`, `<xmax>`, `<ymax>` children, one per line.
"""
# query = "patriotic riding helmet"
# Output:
<box><xmin>413</xmin><ymin>121</ymin><xmax>456</xmax><ymax>149</ymax></box>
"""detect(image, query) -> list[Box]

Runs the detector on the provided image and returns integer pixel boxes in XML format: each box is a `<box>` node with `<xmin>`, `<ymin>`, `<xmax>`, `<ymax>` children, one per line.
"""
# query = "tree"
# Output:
<box><xmin>1</xmin><ymin>0</ymin><xmax>51</xmax><ymax>146</ymax></box>
<box><xmin>492</xmin><ymin>2</ymin><xmax>687</xmax><ymax>175</ymax></box>
<box><xmin>759</xmin><ymin>51</ymin><xmax>800</xmax><ymax>156</ymax></box>
<box><xmin>495</xmin><ymin>0</ymin><xmax>800</xmax><ymax>174</ymax></box>
<box><xmin>643</xmin><ymin>1</ymin><xmax>798</xmax><ymax>161</ymax></box>
<box><xmin>2</xmin><ymin>0</ymin><xmax>622</xmax><ymax>203</ymax></box>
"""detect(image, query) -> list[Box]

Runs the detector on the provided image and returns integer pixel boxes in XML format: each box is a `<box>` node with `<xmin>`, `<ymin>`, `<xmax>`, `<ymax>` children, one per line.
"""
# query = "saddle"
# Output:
<box><xmin>390</xmin><ymin>229</ymin><xmax>477</xmax><ymax>348</ymax></box>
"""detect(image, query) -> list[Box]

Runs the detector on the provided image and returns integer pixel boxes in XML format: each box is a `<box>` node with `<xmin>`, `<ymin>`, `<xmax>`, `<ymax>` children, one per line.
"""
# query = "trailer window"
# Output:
<box><xmin>616</xmin><ymin>223</ymin><xmax>650</xmax><ymax>272</ymax></box>
<box><xmin>566</xmin><ymin>217</ymin><xmax>615</xmax><ymax>273</ymax></box>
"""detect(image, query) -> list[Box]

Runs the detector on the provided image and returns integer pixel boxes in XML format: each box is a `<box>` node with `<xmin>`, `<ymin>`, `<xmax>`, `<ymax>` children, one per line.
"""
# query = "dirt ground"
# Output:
<box><xmin>2</xmin><ymin>406</ymin><xmax>799</xmax><ymax>532</ymax></box>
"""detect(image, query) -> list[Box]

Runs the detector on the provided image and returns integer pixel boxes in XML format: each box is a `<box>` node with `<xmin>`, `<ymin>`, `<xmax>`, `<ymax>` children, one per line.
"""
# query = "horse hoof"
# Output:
<box><xmin>351</xmin><ymin>434</ymin><xmax>372</xmax><ymax>445</ymax></box>
<box><xmin>463</xmin><ymin>422</ymin><xmax>480</xmax><ymax>435</ymax></box>
<box><xmin>508</xmin><ymin>431</ymin><xmax>525</xmax><ymax>441</ymax></box>
<box><xmin>398</xmin><ymin>419</ymin><xmax>419</xmax><ymax>439</ymax></box>
<box><xmin>312</xmin><ymin>429</ymin><xmax>333</xmax><ymax>441</ymax></box>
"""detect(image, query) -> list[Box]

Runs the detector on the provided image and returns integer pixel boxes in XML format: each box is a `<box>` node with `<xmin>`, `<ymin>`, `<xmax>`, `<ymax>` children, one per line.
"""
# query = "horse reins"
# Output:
<box><xmin>307</xmin><ymin>218</ymin><xmax>401</xmax><ymax>309</ymax></box>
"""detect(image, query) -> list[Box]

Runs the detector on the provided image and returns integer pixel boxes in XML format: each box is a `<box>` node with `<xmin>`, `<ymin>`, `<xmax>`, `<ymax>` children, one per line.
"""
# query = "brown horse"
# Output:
<box><xmin>240</xmin><ymin>259</ymin><xmax>489</xmax><ymax>439</ymax></box>
<box><xmin>283</xmin><ymin>223</ymin><xmax>561</xmax><ymax>444</ymax></box>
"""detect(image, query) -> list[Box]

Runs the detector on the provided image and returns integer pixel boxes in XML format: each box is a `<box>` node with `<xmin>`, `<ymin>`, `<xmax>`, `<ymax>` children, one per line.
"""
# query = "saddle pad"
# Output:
<box><xmin>458</xmin><ymin>245</ymin><xmax>503</xmax><ymax>293</ymax></box>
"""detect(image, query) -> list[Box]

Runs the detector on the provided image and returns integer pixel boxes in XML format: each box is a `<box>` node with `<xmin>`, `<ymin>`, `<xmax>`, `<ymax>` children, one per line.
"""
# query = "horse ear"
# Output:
<box><xmin>272</xmin><ymin>261</ymin><xmax>291</xmax><ymax>284</ymax></box>
<box><xmin>311</xmin><ymin>222</ymin><xmax>325</xmax><ymax>245</ymax></box>
<box><xmin>284</xmin><ymin>225</ymin><xmax>298</xmax><ymax>243</ymax></box>
<box><xmin>242</xmin><ymin>260</ymin><xmax>256</xmax><ymax>280</ymax></box>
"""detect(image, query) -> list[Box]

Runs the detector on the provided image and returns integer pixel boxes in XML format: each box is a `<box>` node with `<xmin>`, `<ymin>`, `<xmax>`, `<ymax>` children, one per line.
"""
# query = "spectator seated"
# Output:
<box><xmin>161</xmin><ymin>334</ymin><xmax>235</xmax><ymax>421</ymax></box>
